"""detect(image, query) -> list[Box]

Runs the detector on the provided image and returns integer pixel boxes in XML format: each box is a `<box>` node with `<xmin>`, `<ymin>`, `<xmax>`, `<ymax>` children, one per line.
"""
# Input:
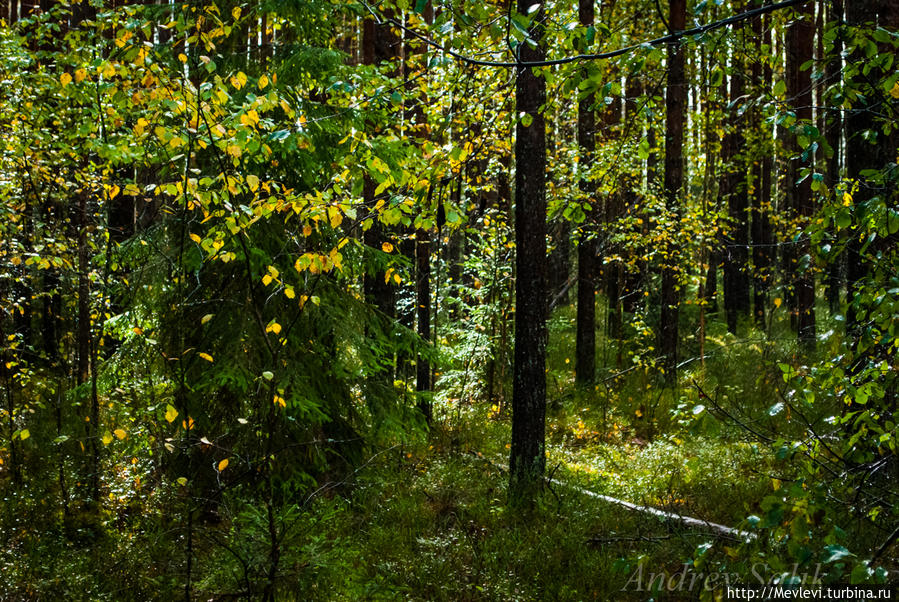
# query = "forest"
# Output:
<box><xmin>0</xmin><ymin>0</ymin><xmax>897</xmax><ymax>599</ymax></box>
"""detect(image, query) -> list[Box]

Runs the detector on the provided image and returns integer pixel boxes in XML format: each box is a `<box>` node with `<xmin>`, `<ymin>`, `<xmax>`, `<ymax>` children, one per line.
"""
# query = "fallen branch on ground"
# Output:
<box><xmin>473</xmin><ymin>452</ymin><xmax>756</xmax><ymax>542</ymax></box>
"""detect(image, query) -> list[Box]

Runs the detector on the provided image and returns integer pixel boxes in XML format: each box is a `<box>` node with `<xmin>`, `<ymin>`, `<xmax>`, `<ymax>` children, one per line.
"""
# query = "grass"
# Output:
<box><xmin>1</xmin><ymin>298</ymin><xmax>880</xmax><ymax>600</ymax></box>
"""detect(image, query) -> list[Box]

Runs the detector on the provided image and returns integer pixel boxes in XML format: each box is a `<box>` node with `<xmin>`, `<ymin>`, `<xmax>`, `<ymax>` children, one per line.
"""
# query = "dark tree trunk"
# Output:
<box><xmin>788</xmin><ymin>3</ymin><xmax>816</xmax><ymax>348</ymax></box>
<box><xmin>603</xmin><ymin>93</ymin><xmax>624</xmax><ymax>351</ymax></box>
<box><xmin>621</xmin><ymin>76</ymin><xmax>645</xmax><ymax>315</ymax></box>
<box><xmin>752</xmin><ymin>12</ymin><xmax>775</xmax><ymax>328</ymax></box>
<box><xmin>362</xmin><ymin>15</ymin><xmax>399</xmax><ymax>320</ymax></box>
<box><xmin>509</xmin><ymin>0</ymin><xmax>547</xmax><ymax>501</ymax></box>
<box><xmin>575</xmin><ymin>0</ymin><xmax>596</xmax><ymax>389</ymax></box>
<box><xmin>406</xmin><ymin>3</ymin><xmax>434</xmax><ymax>422</ymax></box>
<box><xmin>416</xmin><ymin>225</ymin><xmax>432</xmax><ymax>420</ymax></box>
<box><xmin>659</xmin><ymin>0</ymin><xmax>686</xmax><ymax>381</ymax></box>
<box><xmin>723</xmin><ymin>19</ymin><xmax>751</xmax><ymax>334</ymax></box>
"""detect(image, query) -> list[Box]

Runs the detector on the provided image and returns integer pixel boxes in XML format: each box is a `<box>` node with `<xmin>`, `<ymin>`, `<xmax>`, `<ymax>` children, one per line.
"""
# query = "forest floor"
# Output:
<box><xmin>277</xmin><ymin>310</ymin><xmax>797</xmax><ymax>601</ymax></box>
<box><xmin>2</xmin><ymin>307</ymin><xmax>850</xmax><ymax>601</ymax></box>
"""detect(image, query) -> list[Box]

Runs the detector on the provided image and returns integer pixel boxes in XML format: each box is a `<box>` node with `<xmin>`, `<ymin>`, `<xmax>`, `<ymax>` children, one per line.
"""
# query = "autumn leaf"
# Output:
<box><xmin>198</xmin><ymin>352</ymin><xmax>214</xmax><ymax>362</ymax></box>
<box><xmin>114</xmin><ymin>429</ymin><xmax>127</xmax><ymax>440</ymax></box>
<box><xmin>165</xmin><ymin>404</ymin><xmax>179</xmax><ymax>423</ymax></box>
<box><xmin>60</xmin><ymin>72</ymin><xmax>72</xmax><ymax>87</ymax></box>
<box><xmin>217</xmin><ymin>458</ymin><xmax>229</xmax><ymax>472</ymax></box>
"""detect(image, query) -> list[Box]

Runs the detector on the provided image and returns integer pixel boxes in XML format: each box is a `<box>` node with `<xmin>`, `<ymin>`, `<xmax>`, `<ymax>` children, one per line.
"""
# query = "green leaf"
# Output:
<box><xmin>773</xmin><ymin>79</ymin><xmax>786</xmax><ymax>97</ymax></box>
<box><xmin>823</xmin><ymin>545</ymin><xmax>853</xmax><ymax>563</ymax></box>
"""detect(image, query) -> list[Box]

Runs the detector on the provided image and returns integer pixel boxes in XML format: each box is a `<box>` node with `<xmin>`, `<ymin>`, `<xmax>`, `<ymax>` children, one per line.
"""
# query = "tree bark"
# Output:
<box><xmin>787</xmin><ymin>3</ymin><xmax>816</xmax><ymax>348</ymax></box>
<box><xmin>723</xmin><ymin>17</ymin><xmax>751</xmax><ymax>334</ymax></box>
<box><xmin>659</xmin><ymin>0</ymin><xmax>686</xmax><ymax>381</ymax></box>
<box><xmin>752</xmin><ymin>13</ymin><xmax>775</xmax><ymax>329</ymax></box>
<box><xmin>509</xmin><ymin>0</ymin><xmax>547</xmax><ymax>501</ymax></box>
<box><xmin>575</xmin><ymin>0</ymin><xmax>596</xmax><ymax>389</ymax></box>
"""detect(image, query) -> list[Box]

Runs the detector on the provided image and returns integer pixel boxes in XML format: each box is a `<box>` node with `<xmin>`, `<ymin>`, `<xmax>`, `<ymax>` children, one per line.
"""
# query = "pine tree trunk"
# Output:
<box><xmin>752</xmin><ymin>13</ymin><xmax>775</xmax><ymax>329</ymax></box>
<box><xmin>509</xmin><ymin>0</ymin><xmax>547</xmax><ymax>501</ymax></box>
<box><xmin>575</xmin><ymin>0</ymin><xmax>597</xmax><ymax>389</ymax></box>
<box><xmin>788</xmin><ymin>3</ymin><xmax>816</xmax><ymax>348</ymax></box>
<box><xmin>659</xmin><ymin>0</ymin><xmax>686</xmax><ymax>381</ymax></box>
<box><xmin>723</xmin><ymin>16</ymin><xmax>751</xmax><ymax>334</ymax></box>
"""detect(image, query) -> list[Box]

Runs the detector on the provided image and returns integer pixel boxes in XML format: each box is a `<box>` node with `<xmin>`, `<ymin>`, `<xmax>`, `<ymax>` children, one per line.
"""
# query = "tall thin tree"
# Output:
<box><xmin>509</xmin><ymin>0</ymin><xmax>547</xmax><ymax>500</ymax></box>
<box><xmin>659</xmin><ymin>0</ymin><xmax>687</xmax><ymax>380</ymax></box>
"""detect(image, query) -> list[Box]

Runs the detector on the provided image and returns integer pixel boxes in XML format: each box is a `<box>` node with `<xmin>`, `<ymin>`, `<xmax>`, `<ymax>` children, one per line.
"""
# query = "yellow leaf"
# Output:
<box><xmin>19</xmin><ymin>429</ymin><xmax>29</xmax><ymax>441</ymax></box>
<box><xmin>102</xmin><ymin>432</ymin><xmax>113</xmax><ymax>446</ymax></box>
<box><xmin>217</xmin><ymin>458</ymin><xmax>229</xmax><ymax>472</ymax></box>
<box><xmin>177</xmin><ymin>476</ymin><xmax>188</xmax><ymax>486</ymax></box>
<box><xmin>842</xmin><ymin>192</ymin><xmax>852</xmax><ymax>206</ymax></box>
<box><xmin>74</xmin><ymin>68</ymin><xmax>87</xmax><ymax>83</ymax></box>
<box><xmin>273</xmin><ymin>395</ymin><xmax>286</xmax><ymax>407</ymax></box>
<box><xmin>132</xmin><ymin>327</ymin><xmax>144</xmax><ymax>335</ymax></box>
<box><xmin>258</xmin><ymin>74</ymin><xmax>269</xmax><ymax>89</ymax></box>
<box><xmin>198</xmin><ymin>352</ymin><xmax>214</xmax><ymax>362</ymax></box>
<box><xmin>201</xmin><ymin>314</ymin><xmax>213</xmax><ymax>324</ymax></box>
<box><xmin>328</xmin><ymin>209</ymin><xmax>342</xmax><ymax>228</ymax></box>
<box><xmin>891</xmin><ymin>82</ymin><xmax>899</xmax><ymax>99</ymax></box>
<box><xmin>773</xmin><ymin>297</ymin><xmax>782</xmax><ymax>308</ymax></box>
<box><xmin>262</xmin><ymin>274</ymin><xmax>273</xmax><ymax>286</ymax></box>
<box><xmin>284</xmin><ymin>287</ymin><xmax>295</xmax><ymax>299</ymax></box>
<box><xmin>189</xmin><ymin>233</ymin><xmax>203</xmax><ymax>244</ymax></box>
<box><xmin>60</xmin><ymin>72</ymin><xmax>72</xmax><ymax>87</ymax></box>
<box><xmin>165</xmin><ymin>404</ymin><xmax>179</xmax><ymax>423</ymax></box>
<box><xmin>178</xmin><ymin>53</ymin><xmax>188</xmax><ymax>63</ymax></box>
<box><xmin>381</xmin><ymin>242</ymin><xmax>394</xmax><ymax>253</ymax></box>
<box><xmin>232</xmin><ymin>6</ymin><xmax>241</xmax><ymax>20</ymax></box>
<box><xmin>266</xmin><ymin>322</ymin><xmax>282</xmax><ymax>335</ymax></box>
<box><xmin>303</xmin><ymin>225</ymin><xmax>313</xmax><ymax>237</ymax></box>
<box><xmin>108</xmin><ymin>184</ymin><xmax>120</xmax><ymax>199</ymax></box>
<box><xmin>246</xmin><ymin>174</ymin><xmax>259</xmax><ymax>191</ymax></box>
<box><xmin>114</xmin><ymin>428</ymin><xmax>127</xmax><ymax>440</ymax></box>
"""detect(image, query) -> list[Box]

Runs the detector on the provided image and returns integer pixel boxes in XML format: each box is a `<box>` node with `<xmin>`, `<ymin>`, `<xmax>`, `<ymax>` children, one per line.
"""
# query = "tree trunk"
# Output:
<box><xmin>787</xmin><ymin>3</ymin><xmax>816</xmax><ymax>348</ymax></box>
<box><xmin>723</xmin><ymin>17</ymin><xmax>751</xmax><ymax>334</ymax></box>
<box><xmin>509</xmin><ymin>0</ymin><xmax>547</xmax><ymax>501</ymax></box>
<box><xmin>659</xmin><ymin>0</ymin><xmax>686</xmax><ymax>381</ymax></box>
<box><xmin>752</xmin><ymin>13</ymin><xmax>775</xmax><ymax>329</ymax></box>
<box><xmin>575</xmin><ymin>0</ymin><xmax>596</xmax><ymax>389</ymax></box>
